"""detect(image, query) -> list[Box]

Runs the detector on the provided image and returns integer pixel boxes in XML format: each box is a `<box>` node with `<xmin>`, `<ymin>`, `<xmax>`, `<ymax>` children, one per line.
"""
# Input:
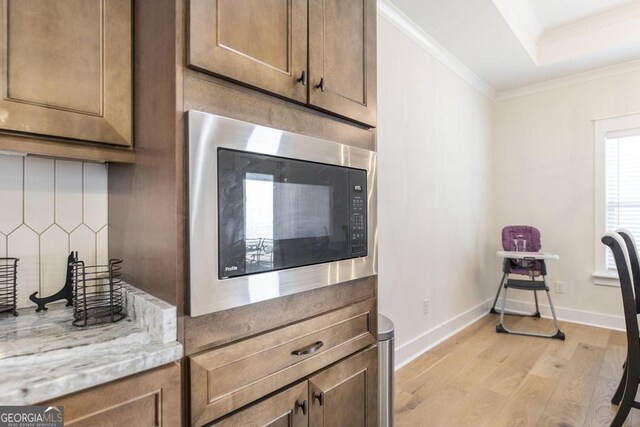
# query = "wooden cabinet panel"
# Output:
<box><xmin>189</xmin><ymin>299</ymin><xmax>376</xmax><ymax>425</ymax></box>
<box><xmin>189</xmin><ymin>0</ymin><xmax>308</xmax><ymax>103</ymax></box>
<box><xmin>8</xmin><ymin>0</ymin><xmax>101</xmax><ymax>114</ymax></box>
<box><xmin>0</xmin><ymin>0</ymin><xmax>132</xmax><ymax>146</ymax></box>
<box><xmin>308</xmin><ymin>0</ymin><xmax>376</xmax><ymax>126</ymax></box>
<box><xmin>42</xmin><ymin>363</ymin><xmax>181</xmax><ymax>427</ymax></box>
<box><xmin>212</xmin><ymin>382</ymin><xmax>308</xmax><ymax>427</ymax></box>
<box><xmin>309</xmin><ymin>346</ymin><xmax>378</xmax><ymax>427</ymax></box>
<box><xmin>66</xmin><ymin>394</ymin><xmax>158</xmax><ymax>427</ymax></box>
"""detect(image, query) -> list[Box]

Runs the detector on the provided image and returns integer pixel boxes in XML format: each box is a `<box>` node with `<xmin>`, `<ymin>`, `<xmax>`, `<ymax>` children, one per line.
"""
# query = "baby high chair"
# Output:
<box><xmin>490</xmin><ymin>225</ymin><xmax>565</xmax><ymax>340</ymax></box>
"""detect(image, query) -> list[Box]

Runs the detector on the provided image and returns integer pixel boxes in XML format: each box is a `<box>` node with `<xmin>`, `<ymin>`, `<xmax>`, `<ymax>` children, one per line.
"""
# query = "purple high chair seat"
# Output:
<box><xmin>502</xmin><ymin>225</ymin><xmax>542</xmax><ymax>276</ymax></box>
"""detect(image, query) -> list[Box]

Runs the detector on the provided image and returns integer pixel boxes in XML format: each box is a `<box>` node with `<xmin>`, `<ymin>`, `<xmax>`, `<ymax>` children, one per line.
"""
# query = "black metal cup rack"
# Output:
<box><xmin>71</xmin><ymin>258</ymin><xmax>125</xmax><ymax>327</ymax></box>
<box><xmin>0</xmin><ymin>258</ymin><xmax>18</xmax><ymax>316</ymax></box>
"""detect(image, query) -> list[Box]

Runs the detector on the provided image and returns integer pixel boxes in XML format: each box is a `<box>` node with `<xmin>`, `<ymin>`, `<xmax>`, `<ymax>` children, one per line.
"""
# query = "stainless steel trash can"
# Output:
<box><xmin>378</xmin><ymin>313</ymin><xmax>395</xmax><ymax>427</ymax></box>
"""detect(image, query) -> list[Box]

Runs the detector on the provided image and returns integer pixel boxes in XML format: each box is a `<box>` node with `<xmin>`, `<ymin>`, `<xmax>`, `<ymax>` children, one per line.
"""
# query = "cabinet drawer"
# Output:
<box><xmin>189</xmin><ymin>299</ymin><xmax>375</xmax><ymax>426</ymax></box>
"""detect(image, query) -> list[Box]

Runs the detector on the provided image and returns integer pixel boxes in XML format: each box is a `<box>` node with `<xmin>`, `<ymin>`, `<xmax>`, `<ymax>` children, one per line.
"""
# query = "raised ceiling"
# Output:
<box><xmin>388</xmin><ymin>0</ymin><xmax>640</xmax><ymax>93</ymax></box>
<box><xmin>526</xmin><ymin>0</ymin><xmax>633</xmax><ymax>29</ymax></box>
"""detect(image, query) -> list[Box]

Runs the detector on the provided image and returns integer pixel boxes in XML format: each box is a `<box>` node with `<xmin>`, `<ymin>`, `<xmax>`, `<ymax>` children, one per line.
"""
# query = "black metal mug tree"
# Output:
<box><xmin>11</xmin><ymin>250</ymin><xmax>125</xmax><ymax>328</ymax></box>
<box><xmin>29</xmin><ymin>252</ymin><xmax>77</xmax><ymax>311</ymax></box>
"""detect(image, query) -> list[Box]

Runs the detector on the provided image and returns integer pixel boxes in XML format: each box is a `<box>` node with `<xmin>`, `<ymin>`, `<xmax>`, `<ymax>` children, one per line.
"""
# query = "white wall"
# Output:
<box><xmin>377</xmin><ymin>15</ymin><xmax>495</xmax><ymax>367</ymax></box>
<box><xmin>0</xmin><ymin>155</ymin><xmax>108</xmax><ymax>309</ymax></box>
<box><xmin>493</xmin><ymin>70</ymin><xmax>640</xmax><ymax>328</ymax></box>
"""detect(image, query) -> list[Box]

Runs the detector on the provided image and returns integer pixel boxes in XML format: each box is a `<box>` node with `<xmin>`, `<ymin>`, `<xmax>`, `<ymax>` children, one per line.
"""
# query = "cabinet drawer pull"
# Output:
<box><xmin>313</xmin><ymin>391</ymin><xmax>325</xmax><ymax>406</ymax></box>
<box><xmin>297</xmin><ymin>70</ymin><xmax>307</xmax><ymax>86</ymax></box>
<box><xmin>316</xmin><ymin>77</ymin><xmax>325</xmax><ymax>92</ymax></box>
<box><xmin>291</xmin><ymin>341</ymin><xmax>324</xmax><ymax>356</ymax></box>
<box><xmin>296</xmin><ymin>399</ymin><xmax>308</xmax><ymax>415</ymax></box>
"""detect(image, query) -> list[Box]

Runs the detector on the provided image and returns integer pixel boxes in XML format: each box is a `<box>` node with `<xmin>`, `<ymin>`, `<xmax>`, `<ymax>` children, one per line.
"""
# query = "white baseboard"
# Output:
<box><xmin>394</xmin><ymin>298</ymin><xmax>493</xmax><ymax>370</ymax></box>
<box><xmin>496</xmin><ymin>297</ymin><xmax>625</xmax><ymax>331</ymax></box>
<box><xmin>394</xmin><ymin>295</ymin><xmax>625</xmax><ymax>371</ymax></box>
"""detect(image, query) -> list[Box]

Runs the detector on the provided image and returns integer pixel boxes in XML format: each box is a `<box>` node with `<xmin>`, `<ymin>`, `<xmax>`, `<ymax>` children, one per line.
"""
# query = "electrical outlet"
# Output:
<box><xmin>423</xmin><ymin>299</ymin><xmax>430</xmax><ymax>315</ymax></box>
<box><xmin>555</xmin><ymin>281</ymin><xmax>565</xmax><ymax>294</ymax></box>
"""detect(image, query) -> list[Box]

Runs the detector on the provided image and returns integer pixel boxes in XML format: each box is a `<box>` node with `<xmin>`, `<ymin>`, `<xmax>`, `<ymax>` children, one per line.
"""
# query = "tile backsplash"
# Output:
<box><xmin>0</xmin><ymin>154</ymin><xmax>108</xmax><ymax>309</ymax></box>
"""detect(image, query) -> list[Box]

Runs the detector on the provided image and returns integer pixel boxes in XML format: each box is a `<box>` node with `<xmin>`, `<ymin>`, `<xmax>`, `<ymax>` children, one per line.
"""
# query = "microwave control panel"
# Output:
<box><xmin>349</xmin><ymin>170</ymin><xmax>367</xmax><ymax>256</ymax></box>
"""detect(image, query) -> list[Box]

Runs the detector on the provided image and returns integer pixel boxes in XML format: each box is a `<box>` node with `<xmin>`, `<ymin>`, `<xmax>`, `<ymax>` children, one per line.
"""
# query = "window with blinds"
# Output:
<box><xmin>605</xmin><ymin>132</ymin><xmax>640</xmax><ymax>270</ymax></box>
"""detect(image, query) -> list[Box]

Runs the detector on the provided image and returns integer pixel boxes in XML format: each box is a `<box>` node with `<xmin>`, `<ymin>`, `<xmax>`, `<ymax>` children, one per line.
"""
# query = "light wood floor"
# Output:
<box><xmin>394</xmin><ymin>313</ymin><xmax>634</xmax><ymax>427</ymax></box>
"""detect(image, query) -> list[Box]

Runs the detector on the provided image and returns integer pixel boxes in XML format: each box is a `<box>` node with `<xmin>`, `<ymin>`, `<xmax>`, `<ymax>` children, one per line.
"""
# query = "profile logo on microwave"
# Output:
<box><xmin>224</xmin><ymin>266</ymin><xmax>239</xmax><ymax>272</ymax></box>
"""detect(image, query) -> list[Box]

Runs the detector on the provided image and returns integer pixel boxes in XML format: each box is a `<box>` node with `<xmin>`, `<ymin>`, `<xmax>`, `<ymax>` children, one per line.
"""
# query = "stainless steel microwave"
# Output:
<box><xmin>187</xmin><ymin>111</ymin><xmax>377</xmax><ymax>316</ymax></box>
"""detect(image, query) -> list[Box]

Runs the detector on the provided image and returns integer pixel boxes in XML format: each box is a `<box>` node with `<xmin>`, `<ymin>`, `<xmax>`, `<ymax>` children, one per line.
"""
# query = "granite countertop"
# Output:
<box><xmin>0</xmin><ymin>284</ymin><xmax>183</xmax><ymax>405</ymax></box>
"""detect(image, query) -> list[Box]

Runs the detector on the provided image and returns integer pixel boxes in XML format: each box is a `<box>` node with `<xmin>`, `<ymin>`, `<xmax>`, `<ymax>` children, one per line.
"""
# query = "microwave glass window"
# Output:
<box><xmin>244</xmin><ymin>173</ymin><xmax>275</xmax><ymax>272</ymax></box>
<box><xmin>218</xmin><ymin>149</ymin><xmax>366</xmax><ymax>279</ymax></box>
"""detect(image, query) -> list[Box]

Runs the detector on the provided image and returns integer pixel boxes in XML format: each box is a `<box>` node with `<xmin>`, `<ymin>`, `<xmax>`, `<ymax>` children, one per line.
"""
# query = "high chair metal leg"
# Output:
<box><xmin>489</xmin><ymin>273</ymin><xmax>507</xmax><ymax>314</ymax></box>
<box><xmin>495</xmin><ymin>277</ymin><xmax>565</xmax><ymax>340</ymax></box>
<box><xmin>533</xmin><ymin>291</ymin><xmax>541</xmax><ymax>317</ymax></box>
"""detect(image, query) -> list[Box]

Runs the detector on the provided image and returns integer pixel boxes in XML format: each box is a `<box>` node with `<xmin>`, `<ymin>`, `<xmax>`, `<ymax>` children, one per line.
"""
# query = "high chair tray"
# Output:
<box><xmin>496</xmin><ymin>251</ymin><xmax>559</xmax><ymax>260</ymax></box>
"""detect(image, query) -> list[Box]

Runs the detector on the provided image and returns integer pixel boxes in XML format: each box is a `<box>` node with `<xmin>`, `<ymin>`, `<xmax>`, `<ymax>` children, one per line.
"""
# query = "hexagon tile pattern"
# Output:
<box><xmin>0</xmin><ymin>154</ymin><xmax>108</xmax><ymax>309</ymax></box>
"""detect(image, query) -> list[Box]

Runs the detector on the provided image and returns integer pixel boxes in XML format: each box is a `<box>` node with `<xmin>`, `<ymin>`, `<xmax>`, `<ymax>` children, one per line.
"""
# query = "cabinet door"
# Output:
<box><xmin>0</xmin><ymin>0</ymin><xmax>132</xmax><ymax>146</ymax></box>
<box><xmin>189</xmin><ymin>0</ymin><xmax>308</xmax><ymax>103</ymax></box>
<box><xmin>41</xmin><ymin>363</ymin><xmax>181</xmax><ymax>427</ymax></box>
<box><xmin>308</xmin><ymin>346</ymin><xmax>378</xmax><ymax>427</ymax></box>
<box><xmin>213</xmin><ymin>381</ymin><xmax>309</xmax><ymax>427</ymax></box>
<box><xmin>308</xmin><ymin>0</ymin><xmax>377</xmax><ymax>127</ymax></box>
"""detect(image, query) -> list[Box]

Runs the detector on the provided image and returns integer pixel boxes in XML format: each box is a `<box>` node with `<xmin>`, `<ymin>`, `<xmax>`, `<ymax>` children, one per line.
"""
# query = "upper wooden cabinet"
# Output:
<box><xmin>0</xmin><ymin>0</ymin><xmax>132</xmax><ymax>147</ymax></box>
<box><xmin>308</xmin><ymin>0</ymin><xmax>376</xmax><ymax>127</ymax></box>
<box><xmin>188</xmin><ymin>0</ymin><xmax>376</xmax><ymax>127</ymax></box>
<box><xmin>189</xmin><ymin>0</ymin><xmax>308</xmax><ymax>103</ymax></box>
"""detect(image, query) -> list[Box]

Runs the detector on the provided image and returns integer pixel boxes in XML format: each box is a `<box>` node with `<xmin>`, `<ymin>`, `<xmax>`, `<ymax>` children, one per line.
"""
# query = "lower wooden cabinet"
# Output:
<box><xmin>213</xmin><ymin>382</ymin><xmax>309</xmax><ymax>427</ymax></box>
<box><xmin>189</xmin><ymin>300</ymin><xmax>376</xmax><ymax>425</ymax></box>
<box><xmin>41</xmin><ymin>363</ymin><xmax>181</xmax><ymax>427</ymax></box>
<box><xmin>211</xmin><ymin>347</ymin><xmax>377</xmax><ymax>427</ymax></box>
<box><xmin>309</xmin><ymin>346</ymin><xmax>378</xmax><ymax>427</ymax></box>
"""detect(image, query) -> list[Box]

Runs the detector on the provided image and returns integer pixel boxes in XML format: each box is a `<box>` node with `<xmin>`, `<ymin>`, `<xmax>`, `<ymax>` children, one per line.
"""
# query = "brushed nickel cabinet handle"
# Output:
<box><xmin>297</xmin><ymin>70</ymin><xmax>307</xmax><ymax>86</ymax></box>
<box><xmin>291</xmin><ymin>341</ymin><xmax>324</xmax><ymax>356</ymax></box>
<box><xmin>316</xmin><ymin>77</ymin><xmax>325</xmax><ymax>92</ymax></box>
<box><xmin>296</xmin><ymin>399</ymin><xmax>308</xmax><ymax>415</ymax></box>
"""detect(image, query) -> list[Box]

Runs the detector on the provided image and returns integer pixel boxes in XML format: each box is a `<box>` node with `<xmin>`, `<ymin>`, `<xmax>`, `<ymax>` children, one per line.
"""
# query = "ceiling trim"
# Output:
<box><xmin>492</xmin><ymin>0</ymin><xmax>542</xmax><ymax>64</ymax></box>
<box><xmin>377</xmin><ymin>0</ymin><xmax>496</xmax><ymax>100</ymax></box>
<box><xmin>536</xmin><ymin>2</ymin><xmax>640</xmax><ymax>66</ymax></box>
<box><xmin>495</xmin><ymin>59</ymin><xmax>640</xmax><ymax>101</ymax></box>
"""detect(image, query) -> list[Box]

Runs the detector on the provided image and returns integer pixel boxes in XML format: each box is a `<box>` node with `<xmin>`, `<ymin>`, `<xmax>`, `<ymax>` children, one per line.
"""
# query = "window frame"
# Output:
<box><xmin>594</xmin><ymin>113</ymin><xmax>640</xmax><ymax>286</ymax></box>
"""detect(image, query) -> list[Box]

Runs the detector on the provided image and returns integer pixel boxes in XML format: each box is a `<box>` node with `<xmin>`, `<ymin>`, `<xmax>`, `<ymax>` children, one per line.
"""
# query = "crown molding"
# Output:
<box><xmin>541</xmin><ymin>2</ymin><xmax>640</xmax><ymax>43</ymax></box>
<box><xmin>536</xmin><ymin>2</ymin><xmax>640</xmax><ymax>66</ymax></box>
<box><xmin>377</xmin><ymin>0</ymin><xmax>496</xmax><ymax>100</ymax></box>
<box><xmin>495</xmin><ymin>59</ymin><xmax>640</xmax><ymax>101</ymax></box>
<box><xmin>492</xmin><ymin>0</ymin><xmax>542</xmax><ymax>64</ymax></box>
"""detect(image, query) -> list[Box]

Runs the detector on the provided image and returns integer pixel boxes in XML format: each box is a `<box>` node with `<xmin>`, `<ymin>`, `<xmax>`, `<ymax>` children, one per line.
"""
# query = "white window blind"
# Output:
<box><xmin>605</xmin><ymin>133</ymin><xmax>640</xmax><ymax>270</ymax></box>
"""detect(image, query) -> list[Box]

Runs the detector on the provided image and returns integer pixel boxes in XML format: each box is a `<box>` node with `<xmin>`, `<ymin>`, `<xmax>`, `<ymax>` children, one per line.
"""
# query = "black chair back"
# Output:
<box><xmin>617</xmin><ymin>229</ymin><xmax>640</xmax><ymax>314</ymax></box>
<box><xmin>602</xmin><ymin>232</ymin><xmax>640</xmax><ymax>427</ymax></box>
